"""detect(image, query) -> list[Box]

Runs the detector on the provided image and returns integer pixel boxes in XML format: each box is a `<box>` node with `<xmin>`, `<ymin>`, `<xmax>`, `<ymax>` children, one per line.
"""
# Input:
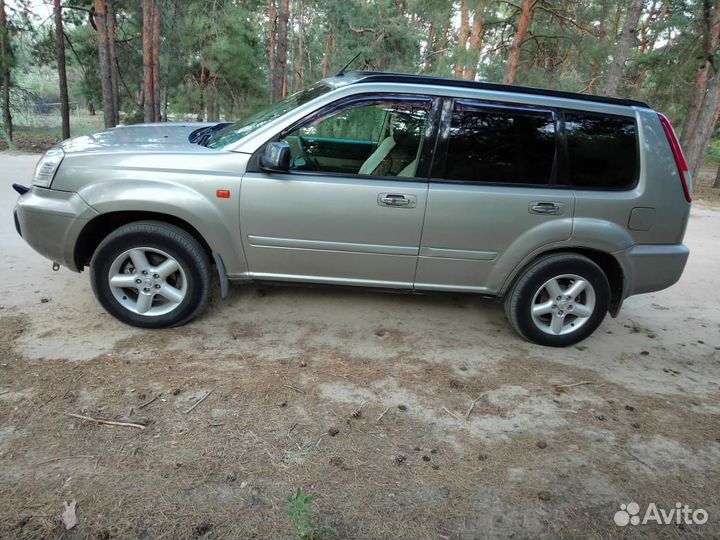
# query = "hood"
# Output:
<box><xmin>57</xmin><ymin>122</ymin><xmax>218</xmax><ymax>154</ymax></box>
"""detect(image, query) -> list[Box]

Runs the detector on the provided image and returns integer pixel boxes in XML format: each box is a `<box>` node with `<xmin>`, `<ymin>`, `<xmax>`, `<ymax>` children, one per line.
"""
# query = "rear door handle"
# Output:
<box><xmin>378</xmin><ymin>193</ymin><xmax>416</xmax><ymax>208</ymax></box>
<box><xmin>530</xmin><ymin>201</ymin><xmax>563</xmax><ymax>215</ymax></box>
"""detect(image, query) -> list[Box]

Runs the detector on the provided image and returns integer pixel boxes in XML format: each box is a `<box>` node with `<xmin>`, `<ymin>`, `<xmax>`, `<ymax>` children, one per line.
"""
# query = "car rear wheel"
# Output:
<box><xmin>504</xmin><ymin>254</ymin><xmax>610</xmax><ymax>347</ymax></box>
<box><xmin>90</xmin><ymin>221</ymin><xmax>211</xmax><ymax>328</ymax></box>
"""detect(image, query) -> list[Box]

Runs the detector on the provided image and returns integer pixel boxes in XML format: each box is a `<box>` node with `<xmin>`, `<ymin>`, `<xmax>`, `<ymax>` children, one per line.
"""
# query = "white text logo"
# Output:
<box><xmin>614</xmin><ymin>502</ymin><xmax>708</xmax><ymax>527</ymax></box>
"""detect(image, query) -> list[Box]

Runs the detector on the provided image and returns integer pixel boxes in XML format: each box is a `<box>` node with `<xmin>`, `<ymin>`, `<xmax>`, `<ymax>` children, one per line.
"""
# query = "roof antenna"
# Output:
<box><xmin>336</xmin><ymin>52</ymin><xmax>362</xmax><ymax>77</ymax></box>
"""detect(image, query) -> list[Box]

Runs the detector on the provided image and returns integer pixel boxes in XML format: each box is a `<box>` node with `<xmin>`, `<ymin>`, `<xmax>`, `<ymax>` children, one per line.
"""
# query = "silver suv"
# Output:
<box><xmin>13</xmin><ymin>72</ymin><xmax>691</xmax><ymax>346</ymax></box>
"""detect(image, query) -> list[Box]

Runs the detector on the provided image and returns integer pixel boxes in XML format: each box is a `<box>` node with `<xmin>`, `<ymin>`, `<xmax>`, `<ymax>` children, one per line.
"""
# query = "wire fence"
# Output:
<box><xmin>12</xmin><ymin>101</ymin><xmax>81</xmax><ymax>128</ymax></box>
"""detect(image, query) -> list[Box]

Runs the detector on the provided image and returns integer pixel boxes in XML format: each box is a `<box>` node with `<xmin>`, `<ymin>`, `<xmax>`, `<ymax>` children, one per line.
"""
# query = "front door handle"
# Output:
<box><xmin>378</xmin><ymin>193</ymin><xmax>416</xmax><ymax>208</ymax></box>
<box><xmin>530</xmin><ymin>201</ymin><xmax>563</xmax><ymax>215</ymax></box>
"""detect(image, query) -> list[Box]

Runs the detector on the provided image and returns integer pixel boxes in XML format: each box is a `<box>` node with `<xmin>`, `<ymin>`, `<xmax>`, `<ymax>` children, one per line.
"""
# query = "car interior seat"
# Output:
<box><xmin>358</xmin><ymin>111</ymin><xmax>425</xmax><ymax>177</ymax></box>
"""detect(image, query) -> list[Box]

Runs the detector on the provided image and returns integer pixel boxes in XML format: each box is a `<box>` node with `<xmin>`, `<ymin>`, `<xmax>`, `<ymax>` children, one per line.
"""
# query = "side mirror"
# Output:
<box><xmin>259</xmin><ymin>142</ymin><xmax>291</xmax><ymax>172</ymax></box>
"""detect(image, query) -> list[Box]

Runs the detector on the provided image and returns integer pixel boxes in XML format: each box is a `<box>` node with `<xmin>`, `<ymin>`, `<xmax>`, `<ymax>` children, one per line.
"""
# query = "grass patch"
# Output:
<box><xmin>287</xmin><ymin>488</ymin><xmax>335</xmax><ymax>540</ymax></box>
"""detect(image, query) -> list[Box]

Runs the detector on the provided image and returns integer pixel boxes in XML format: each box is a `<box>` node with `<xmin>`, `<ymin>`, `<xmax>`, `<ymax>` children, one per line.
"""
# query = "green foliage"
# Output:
<box><xmin>286</xmin><ymin>488</ymin><xmax>335</xmax><ymax>540</ymax></box>
<box><xmin>706</xmin><ymin>138</ymin><xmax>720</xmax><ymax>163</ymax></box>
<box><xmin>1</xmin><ymin>0</ymin><xmax>718</xmax><ymax>164</ymax></box>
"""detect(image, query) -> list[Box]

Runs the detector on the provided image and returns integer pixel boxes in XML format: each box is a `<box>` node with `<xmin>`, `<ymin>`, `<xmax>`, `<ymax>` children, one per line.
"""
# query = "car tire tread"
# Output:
<box><xmin>504</xmin><ymin>253</ymin><xmax>611</xmax><ymax>347</ymax></box>
<box><xmin>89</xmin><ymin>221</ymin><xmax>211</xmax><ymax>328</ymax></box>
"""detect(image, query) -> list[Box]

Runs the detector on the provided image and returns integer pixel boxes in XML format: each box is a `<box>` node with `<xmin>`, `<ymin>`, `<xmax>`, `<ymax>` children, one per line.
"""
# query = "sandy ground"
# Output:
<box><xmin>1</xmin><ymin>152</ymin><xmax>719</xmax><ymax>539</ymax></box>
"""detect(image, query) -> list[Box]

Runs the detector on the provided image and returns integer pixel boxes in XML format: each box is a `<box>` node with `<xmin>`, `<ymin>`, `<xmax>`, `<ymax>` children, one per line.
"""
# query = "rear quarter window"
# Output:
<box><xmin>564</xmin><ymin>112</ymin><xmax>638</xmax><ymax>189</ymax></box>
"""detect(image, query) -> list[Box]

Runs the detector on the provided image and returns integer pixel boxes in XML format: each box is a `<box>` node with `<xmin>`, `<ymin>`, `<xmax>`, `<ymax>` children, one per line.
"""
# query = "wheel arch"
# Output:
<box><xmin>74</xmin><ymin>179</ymin><xmax>247</xmax><ymax>275</ymax></box>
<box><xmin>75</xmin><ymin>211</ymin><xmax>213</xmax><ymax>270</ymax></box>
<box><xmin>501</xmin><ymin>247</ymin><xmax>625</xmax><ymax>317</ymax></box>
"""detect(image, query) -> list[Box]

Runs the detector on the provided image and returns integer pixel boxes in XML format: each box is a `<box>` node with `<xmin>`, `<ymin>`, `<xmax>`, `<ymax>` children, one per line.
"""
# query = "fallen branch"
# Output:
<box><xmin>138</xmin><ymin>393</ymin><xmax>161</xmax><ymax>409</ymax></box>
<box><xmin>376</xmin><ymin>406</ymin><xmax>390</xmax><ymax>422</ymax></box>
<box><xmin>465</xmin><ymin>392</ymin><xmax>489</xmax><ymax>420</ymax></box>
<box><xmin>66</xmin><ymin>413</ymin><xmax>146</xmax><ymax>430</ymax></box>
<box><xmin>283</xmin><ymin>384</ymin><xmax>305</xmax><ymax>395</ymax></box>
<box><xmin>36</xmin><ymin>455</ymin><xmax>95</xmax><ymax>465</ymax></box>
<box><xmin>623</xmin><ymin>448</ymin><xmax>657</xmax><ymax>472</ymax></box>
<box><xmin>442</xmin><ymin>406</ymin><xmax>463</xmax><ymax>421</ymax></box>
<box><xmin>554</xmin><ymin>381</ymin><xmax>594</xmax><ymax>389</ymax></box>
<box><xmin>39</xmin><ymin>394</ymin><xmax>58</xmax><ymax>408</ymax></box>
<box><xmin>183</xmin><ymin>387</ymin><xmax>216</xmax><ymax>414</ymax></box>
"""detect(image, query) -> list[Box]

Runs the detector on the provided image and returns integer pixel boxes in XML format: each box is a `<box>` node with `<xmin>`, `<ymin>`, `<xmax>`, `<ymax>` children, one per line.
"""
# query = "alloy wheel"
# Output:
<box><xmin>530</xmin><ymin>273</ymin><xmax>596</xmax><ymax>336</ymax></box>
<box><xmin>107</xmin><ymin>247</ymin><xmax>187</xmax><ymax>316</ymax></box>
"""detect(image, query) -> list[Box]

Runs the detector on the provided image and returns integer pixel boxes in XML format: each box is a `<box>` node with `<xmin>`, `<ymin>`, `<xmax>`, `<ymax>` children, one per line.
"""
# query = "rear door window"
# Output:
<box><xmin>436</xmin><ymin>101</ymin><xmax>557</xmax><ymax>185</ymax></box>
<box><xmin>564</xmin><ymin>112</ymin><xmax>638</xmax><ymax>189</ymax></box>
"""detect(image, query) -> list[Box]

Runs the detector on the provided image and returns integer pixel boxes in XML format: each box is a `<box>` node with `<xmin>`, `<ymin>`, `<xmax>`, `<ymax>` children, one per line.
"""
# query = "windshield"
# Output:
<box><xmin>208</xmin><ymin>83</ymin><xmax>332</xmax><ymax>149</ymax></box>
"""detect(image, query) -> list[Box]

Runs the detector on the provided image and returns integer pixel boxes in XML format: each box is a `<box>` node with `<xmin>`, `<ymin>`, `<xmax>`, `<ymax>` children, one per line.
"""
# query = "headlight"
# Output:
<box><xmin>32</xmin><ymin>147</ymin><xmax>65</xmax><ymax>188</ymax></box>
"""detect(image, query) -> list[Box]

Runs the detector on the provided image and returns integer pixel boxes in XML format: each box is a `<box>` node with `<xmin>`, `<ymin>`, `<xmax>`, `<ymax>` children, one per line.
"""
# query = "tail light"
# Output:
<box><xmin>657</xmin><ymin>113</ymin><xmax>692</xmax><ymax>203</ymax></box>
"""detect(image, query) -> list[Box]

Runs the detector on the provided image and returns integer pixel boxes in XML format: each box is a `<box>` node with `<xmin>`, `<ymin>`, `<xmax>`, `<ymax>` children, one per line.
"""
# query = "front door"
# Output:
<box><xmin>240</xmin><ymin>96</ymin><xmax>438</xmax><ymax>288</ymax></box>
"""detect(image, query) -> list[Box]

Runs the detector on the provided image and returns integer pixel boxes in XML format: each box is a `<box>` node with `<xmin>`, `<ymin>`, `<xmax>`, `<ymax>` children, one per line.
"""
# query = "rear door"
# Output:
<box><xmin>240</xmin><ymin>95</ymin><xmax>439</xmax><ymax>288</ymax></box>
<box><xmin>415</xmin><ymin>99</ymin><xmax>575</xmax><ymax>293</ymax></box>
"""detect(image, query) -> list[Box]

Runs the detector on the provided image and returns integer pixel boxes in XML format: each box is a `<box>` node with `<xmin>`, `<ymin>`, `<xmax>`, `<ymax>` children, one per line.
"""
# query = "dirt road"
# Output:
<box><xmin>1</xmin><ymin>153</ymin><xmax>719</xmax><ymax>539</ymax></box>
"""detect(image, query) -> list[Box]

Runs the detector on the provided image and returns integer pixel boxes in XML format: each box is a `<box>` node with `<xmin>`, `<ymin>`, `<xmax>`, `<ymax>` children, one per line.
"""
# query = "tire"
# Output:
<box><xmin>90</xmin><ymin>221</ymin><xmax>212</xmax><ymax>328</ymax></box>
<box><xmin>504</xmin><ymin>253</ymin><xmax>610</xmax><ymax>347</ymax></box>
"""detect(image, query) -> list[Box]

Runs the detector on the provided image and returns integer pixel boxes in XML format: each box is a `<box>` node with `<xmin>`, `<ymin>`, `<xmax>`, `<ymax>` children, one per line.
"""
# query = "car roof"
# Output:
<box><xmin>326</xmin><ymin>71</ymin><xmax>650</xmax><ymax>109</ymax></box>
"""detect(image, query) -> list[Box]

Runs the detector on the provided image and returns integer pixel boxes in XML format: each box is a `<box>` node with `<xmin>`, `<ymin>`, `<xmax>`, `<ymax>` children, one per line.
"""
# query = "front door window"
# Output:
<box><xmin>282</xmin><ymin>100</ymin><xmax>431</xmax><ymax>179</ymax></box>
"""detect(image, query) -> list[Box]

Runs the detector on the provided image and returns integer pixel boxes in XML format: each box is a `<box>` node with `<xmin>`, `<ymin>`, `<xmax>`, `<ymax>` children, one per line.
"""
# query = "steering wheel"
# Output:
<box><xmin>297</xmin><ymin>135</ymin><xmax>321</xmax><ymax>170</ymax></box>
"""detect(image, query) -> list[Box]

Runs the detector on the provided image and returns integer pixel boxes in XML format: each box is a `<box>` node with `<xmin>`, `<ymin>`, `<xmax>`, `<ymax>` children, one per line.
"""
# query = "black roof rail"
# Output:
<box><xmin>342</xmin><ymin>71</ymin><xmax>651</xmax><ymax>109</ymax></box>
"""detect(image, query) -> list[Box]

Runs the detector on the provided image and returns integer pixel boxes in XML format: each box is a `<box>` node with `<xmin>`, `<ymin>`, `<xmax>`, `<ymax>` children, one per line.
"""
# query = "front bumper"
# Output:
<box><xmin>616</xmin><ymin>243</ymin><xmax>690</xmax><ymax>299</ymax></box>
<box><xmin>14</xmin><ymin>187</ymin><xmax>98</xmax><ymax>272</ymax></box>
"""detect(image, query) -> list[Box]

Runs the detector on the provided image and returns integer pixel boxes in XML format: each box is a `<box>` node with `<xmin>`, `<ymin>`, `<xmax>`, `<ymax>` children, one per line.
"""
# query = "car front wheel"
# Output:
<box><xmin>90</xmin><ymin>221</ymin><xmax>211</xmax><ymax>328</ymax></box>
<box><xmin>504</xmin><ymin>253</ymin><xmax>611</xmax><ymax>347</ymax></box>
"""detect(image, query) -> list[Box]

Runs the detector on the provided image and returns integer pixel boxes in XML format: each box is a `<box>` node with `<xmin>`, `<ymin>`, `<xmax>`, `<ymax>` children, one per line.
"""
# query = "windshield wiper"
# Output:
<box><xmin>190</xmin><ymin>122</ymin><xmax>231</xmax><ymax>147</ymax></box>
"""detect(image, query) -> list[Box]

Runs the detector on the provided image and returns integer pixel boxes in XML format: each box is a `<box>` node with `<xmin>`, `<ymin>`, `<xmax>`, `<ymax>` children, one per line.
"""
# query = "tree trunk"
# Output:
<box><xmin>681</xmin><ymin>0</ymin><xmax>720</xmax><ymax>147</ymax></box>
<box><xmin>293</xmin><ymin>0</ymin><xmax>304</xmax><ymax>92</ymax></box>
<box><xmin>322</xmin><ymin>32</ymin><xmax>334</xmax><ymax>78</ymax></box>
<box><xmin>273</xmin><ymin>0</ymin><xmax>289</xmax><ymax>101</ymax></box>
<box><xmin>94</xmin><ymin>0</ymin><xmax>115</xmax><ymax>128</ymax></box>
<box><xmin>503</xmin><ymin>0</ymin><xmax>537</xmax><ymax>85</ymax></box>
<box><xmin>106</xmin><ymin>0</ymin><xmax>119</xmax><ymax>125</ymax></box>
<box><xmin>453</xmin><ymin>0</ymin><xmax>470</xmax><ymax>78</ymax></box>
<box><xmin>683</xmin><ymin>68</ymin><xmax>712</xmax><ymax>145</ymax></box>
<box><xmin>54</xmin><ymin>0</ymin><xmax>70</xmax><ymax>139</ymax></box>
<box><xmin>162</xmin><ymin>87</ymin><xmax>168</xmax><ymax>121</ymax></box>
<box><xmin>142</xmin><ymin>0</ymin><xmax>154</xmax><ymax>123</ymax></box>
<box><xmin>632</xmin><ymin>1</ymin><xmax>668</xmax><ymax>97</ymax></box>
<box><xmin>0</xmin><ymin>0</ymin><xmax>10</xmax><ymax>143</ymax></box>
<box><xmin>151</xmin><ymin>0</ymin><xmax>161</xmax><ymax>122</ymax></box>
<box><xmin>207</xmin><ymin>87</ymin><xmax>219</xmax><ymax>122</ymax></box>
<box><xmin>714</xmin><ymin>162</ymin><xmax>720</xmax><ymax>188</ymax></box>
<box><xmin>588</xmin><ymin>1</ymin><xmax>609</xmax><ymax>95</ymax></box>
<box><xmin>197</xmin><ymin>65</ymin><xmax>206</xmax><ymax>121</ymax></box>
<box><xmin>464</xmin><ymin>1</ymin><xmax>487</xmax><ymax>81</ymax></box>
<box><xmin>603</xmin><ymin>0</ymin><xmax>644</xmax><ymax>96</ymax></box>
<box><xmin>424</xmin><ymin>24</ymin><xmax>436</xmax><ymax>73</ymax></box>
<box><xmin>685</xmin><ymin>70</ymin><xmax>720</xmax><ymax>179</ymax></box>
<box><xmin>268</xmin><ymin>0</ymin><xmax>276</xmax><ymax>102</ymax></box>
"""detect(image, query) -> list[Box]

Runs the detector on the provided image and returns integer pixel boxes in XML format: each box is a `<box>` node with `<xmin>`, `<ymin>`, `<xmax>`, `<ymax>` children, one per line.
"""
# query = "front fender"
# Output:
<box><xmin>77</xmin><ymin>179</ymin><xmax>247</xmax><ymax>274</ymax></box>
